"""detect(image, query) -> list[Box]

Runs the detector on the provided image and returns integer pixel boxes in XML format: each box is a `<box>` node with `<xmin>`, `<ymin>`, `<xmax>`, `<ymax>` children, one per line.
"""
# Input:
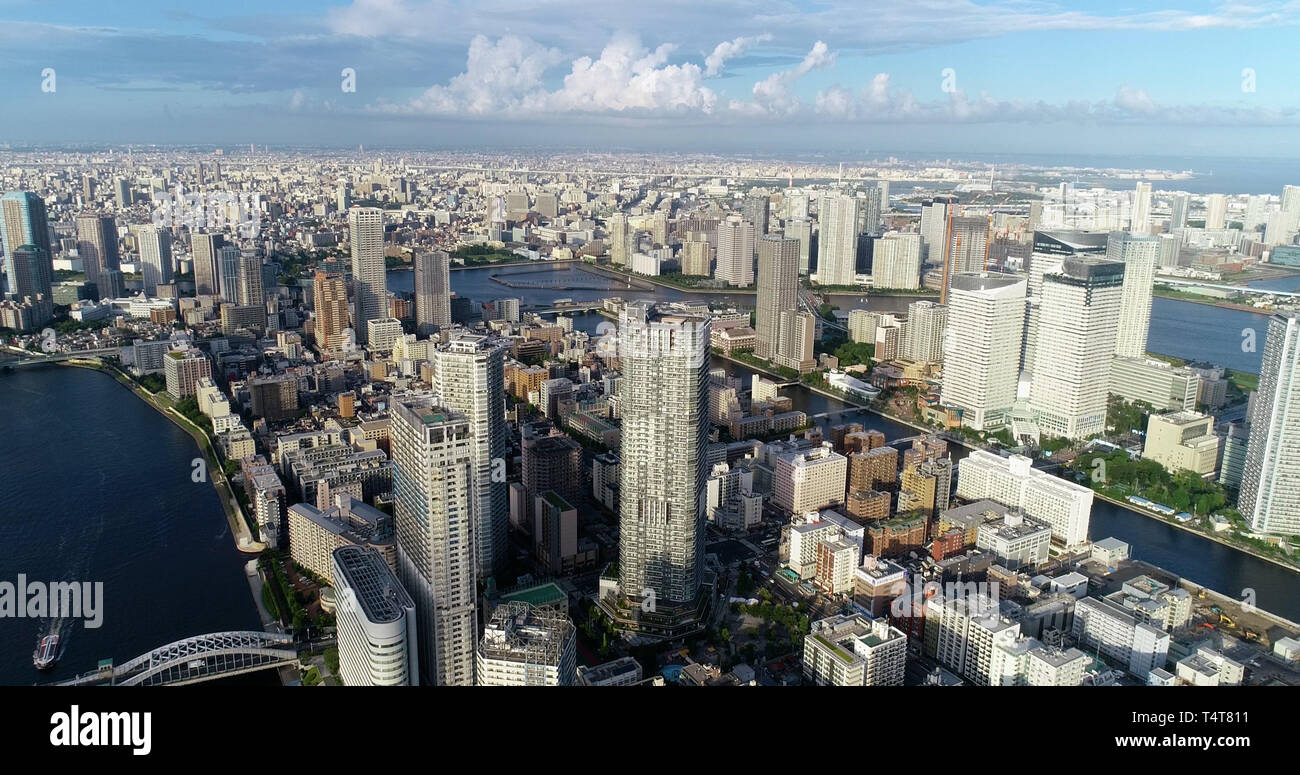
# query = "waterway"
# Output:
<box><xmin>0</xmin><ymin>365</ymin><xmax>262</xmax><ymax>685</ymax></box>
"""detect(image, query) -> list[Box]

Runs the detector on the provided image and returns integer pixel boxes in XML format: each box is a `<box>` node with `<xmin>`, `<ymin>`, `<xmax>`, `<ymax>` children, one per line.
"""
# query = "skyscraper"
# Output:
<box><xmin>715</xmin><ymin>217</ymin><xmax>755</xmax><ymax>286</ymax></box>
<box><xmin>1205</xmin><ymin>194</ymin><xmax>1227</xmax><ymax>230</ymax></box>
<box><xmin>742</xmin><ymin>192</ymin><xmax>770</xmax><ymax>236</ymax></box>
<box><xmin>817</xmin><ymin>194</ymin><xmax>860</xmax><ymax>287</ymax></box>
<box><xmin>940</xmin><ymin>273</ymin><xmax>1026</xmax><ymax>431</ymax></box>
<box><xmin>1169</xmin><ymin>194</ymin><xmax>1190</xmax><ymax>230</ymax></box>
<box><xmin>1108</xmin><ymin>232</ymin><xmax>1160</xmax><ymax>359</ymax></box>
<box><xmin>434</xmin><ymin>333</ymin><xmax>509</xmax><ymax>578</ymax></box>
<box><xmin>871</xmin><ymin>232</ymin><xmax>922</xmax><ymax>290</ymax></box>
<box><xmin>391</xmin><ymin>396</ymin><xmax>477</xmax><ymax>685</ymax></box>
<box><xmin>238</xmin><ymin>250</ymin><xmax>265</xmax><ymax>307</ymax></box>
<box><xmin>608</xmin><ymin>212</ymin><xmax>632</xmax><ymax>266</ymax></box>
<box><xmin>1030</xmin><ymin>258</ymin><xmax>1125</xmax><ymax>439</ymax></box>
<box><xmin>413</xmin><ymin>249</ymin><xmax>451</xmax><ymax>335</ymax></box>
<box><xmin>137</xmin><ymin>226</ymin><xmax>173</xmax><ymax>295</ymax></box>
<box><xmin>901</xmin><ymin>300</ymin><xmax>948</xmax><ymax>364</ymax></box>
<box><xmin>946</xmin><ymin>215</ymin><xmax>990</xmax><ymax>279</ymax></box>
<box><xmin>332</xmin><ymin>544</ymin><xmax>418</xmax><ymax>686</ymax></box>
<box><xmin>313</xmin><ymin>270</ymin><xmax>349</xmax><ymax>353</ymax></box>
<box><xmin>348</xmin><ymin>206</ymin><xmax>387</xmax><ymax>345</ymax></box>
<box><xmin>218</xmin><ymin>245</ymin><xmax>241</xmax><ymax>304</ymax></box>
<box><xmin>192</xmin><ymin>232</ymin><xmax>225</xmax><ymax>297</ymax></box>
<box><xmin>1</xmin><ymin>192</ymin><xmax>51</xmax><ymax>295</ymax></box>
<box><xmin>75</xmin><ymin>214</ymin><xmax>119</xmax><ymax>299</ymax></box>
<box><xmin>10</xmin><ymin>245</ymin><xmax>52</xmax><ymax>303</ymax></box>
<box><xmin>1239</xmin><ymin>313</ymin><xmax>1300</xmax><ymax>536</ymax></box>
<box><xmin>1131</xmin><ymin>182</ymin><xmax>1152</xmax><ymax>234</ymax></box>
<box><xmin>614</xmin><ymin>301</ymin><xmax>710</xmax><ymax>631</ymax></box>
<box><xmin>755</xmin><ymin>235</ymin><xmax>800</xmax><ymax>360</ymax></box>
<box><xmin>786</xmin><ymin>217</ymin><xmax>813</xmax><ymax>275</ymax></box>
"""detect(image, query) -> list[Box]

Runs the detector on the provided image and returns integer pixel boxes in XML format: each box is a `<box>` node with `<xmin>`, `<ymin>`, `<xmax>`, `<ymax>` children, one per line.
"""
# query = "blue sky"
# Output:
<box><xmin>2</xmin><ymin>1</ymin><xmax>1299</xmax><ymax>155</ymax></box>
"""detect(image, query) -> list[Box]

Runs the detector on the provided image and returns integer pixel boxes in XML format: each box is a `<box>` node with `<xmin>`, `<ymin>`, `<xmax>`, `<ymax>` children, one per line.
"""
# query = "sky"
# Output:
<box><xmin>2</xmin><ymin>0</ymin><xmax>1300</xmax><ymax>157</ymax></box>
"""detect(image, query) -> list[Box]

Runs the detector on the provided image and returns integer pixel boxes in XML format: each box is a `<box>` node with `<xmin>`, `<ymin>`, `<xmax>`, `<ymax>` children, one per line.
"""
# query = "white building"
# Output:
<box><xmin>1107</xmin><ymin>232</ymin><xmax>1160</xmax><ymax>359</ymax></box>
<box><xmin>956</xmin><ymin>450</ymin><xmax>1093</xmax><ymax>547</ymax></box>
<box><xmin>715</xmin><ymin>217</ymin><xmax>755</xmax><ymax>286</ymax></box>
<box><xmin>941</xmin><ymin>273</ymin><xmax>1026</xmax><ymax>431</ymax></box>
<box><xmin>772</xmin><ymin>443</ymin><xmax>847</xmax><ymax>515</ymax></box>
<box><xmin>816</xmin><ymin>194</ymin><xmax>861</xmax><ymax>286</ymax></box>
<box><xmin>475</xmin><ymin>601</ymin><xmax>577</xmax><ymax>686</ymax></box>
<box><xmin>348</xmin><ymin>207</ymin><xmax>388</xmax><ymax>345</ymax></box>
<box><xmin>1030</xmin><ymin>258</ymin><xmax>1124</xmax><ymax>439</ymax></box>
<box><xmin>1072</xmin><ymin>596</ymin><xmax>1170</xmax><ymax>678</ymax></box>
<box><xmin>1240</xmin><ymin>313</ymin><xmax>1300</xmax><ymax>535</ymax></box>
<box><xmin>804</xmin><ymin>614</ymin><xmax>907</xmax><ymax>686</ymax></box>
<box><xmin>871</xmin><ymin>232</ymin><xmax>922</xmax><ymax>290</ymax></box>
<box><xmin>391</xmin><ymin>396</ymin><xmax>477</xmax><ymax>686</ymax></box>
<box><xmin>332</xmin><ymin>545</ymin><xmax>418</xmax><ymax>686</ymax></box>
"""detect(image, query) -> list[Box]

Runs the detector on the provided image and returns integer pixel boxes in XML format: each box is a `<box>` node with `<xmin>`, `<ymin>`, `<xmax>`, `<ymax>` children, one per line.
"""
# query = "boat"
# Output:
<box><xmin>33</xmin><ymin>634</ymin><xmax>59</xmax><ymax>670</ymax></box>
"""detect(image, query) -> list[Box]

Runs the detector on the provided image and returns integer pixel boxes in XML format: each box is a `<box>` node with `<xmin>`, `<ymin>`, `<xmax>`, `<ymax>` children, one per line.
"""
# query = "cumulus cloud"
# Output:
<box><xmin>704</xmin><ymin>34</ymin><xmax>773</xmax><ymax>76</ymax></box>
<box><xmin>387</xmin><ymin>33</ymin><xmax>718</xmax><ymax>117</ymax></box>
<box><xmin>732</xmin><ymin>40</ymin><xmax>835</xmax><ymax>115</ymax></box>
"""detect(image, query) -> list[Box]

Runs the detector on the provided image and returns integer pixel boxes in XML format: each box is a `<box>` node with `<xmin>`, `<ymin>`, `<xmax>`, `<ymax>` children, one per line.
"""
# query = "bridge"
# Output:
<box><xmin>53</xmin><ymin>631</ymin><xmax>298</xmax><ymax>686</ymax></box>
<box><xmin>0</xmin><ymin>346</ymin><xmax>120</xmax><ymax>367</ymax></box>
<box><xmin>530</xmin><ymin>303</ymin><xmax>607</xmax><ymax>315</ymax></box>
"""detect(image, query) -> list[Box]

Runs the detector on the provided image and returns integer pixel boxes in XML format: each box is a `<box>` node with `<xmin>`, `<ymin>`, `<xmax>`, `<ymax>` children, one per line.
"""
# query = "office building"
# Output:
<box><xmin>1108</xmin><ymin>356</ymin><xmax>1199</xmax><ymax>412</ymax></box>
<box><xmin>413</xmin><ymin>250</ymin><xmax>451</xmax><ymax>334</ymax></box>
<box><xmin>1143</xmin><ymin>411</ymin><xmax>1221</xmax><ymax>477</ymax></box>
<box><xmin>391</xmin><ymin>396</ymin><xmax>477</xmax><ymax>686</ymax></box>
<box><xmin>332</xmin><ymin>545</ymin><xmax>418</xmax><ymax>686</ymax></box>
<box><xmin>1239</xmin><ymin>313</ymin><xmax>1300</xmax><ymax>535</ymax></box>
<box><xmin>1031</xmin><ymin>258</ymin><xmax>1124</xmax><ymax>439</ymax></box>
<box><xmin>348</xmin><ymin>207</ymin><xmax>387</xmax><ymax>345</ymax></box>
<box><xmin>475</xmin><ymin>601</ymin><xmax>577</xmax><ymax>686</ymax></box>
<box><xmin>773</xmin><ymin>444</ymin><xmax>848</xmax><ymax>514</ymax></box>
<box><xmin>940</xmin><ymin>273</ymin><xmax>1026</xmax><ymax>431</ymax></box>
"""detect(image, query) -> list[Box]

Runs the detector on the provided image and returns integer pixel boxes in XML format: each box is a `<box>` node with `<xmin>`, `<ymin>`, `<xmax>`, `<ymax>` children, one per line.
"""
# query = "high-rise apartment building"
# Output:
<box><xmin>613</xmin><ymin>302</ymin><xmax>710</xmax><ymax>631</ymax></box>
<box><xmin>871</xmin><ymin>232</ymin><xmax>922</xmax><ymax>290</ymax></box>
<box><xmin>715</xmin><ymin>217</ymin><xmax>755</xmax><ymax>286</ymax></box>
<box><xmin>754</xmin><ymin>235</ymin><xmax>800</xmax><ymax>360</ymax></box>
<box><xmin>1131</xmin><ymin>182</ymin><xmax>1152</xmax><ymax>234</ymax></box>
<box><xmin>1</xmin><ymin>192</ymin><xmax>52</xmax><ymax>295</ymax></box>
<box><xmin>946</xmin><ymin>215</ymin><xmax>990</xmax><ymax>281</ymax></box>
<box><xmin>313</xmin><ymin>270</ymin><xmax>349</xmax><ymax>353</ymax></box>
<box><xmin>1205</xmin><ymin>194</ymin><xmax>1227</xmax><ymax>230</ymax></box>
<box><xmin>217</xmin><ymin>245</ymin><xmax>241</xmax><ymax>303</ymax></box>
<box><xmin>348</xmin><ymin>207</ymin><xmax>387</xmax><ymax>345</ymax></box>
<box><xmin>1107</xmin><ymin>232</ymin><xmax>1159</xmax><ymax>359</ymax></box>
<box><xmin>1169</xmin><ymin>194</ymin><xmax>1190</xmax><ymax>230</ymax></box>
<box><xmin>901</xmin><ymin>300</ymin><xmax>948</xmax><ymax>364</ymax></box>
<box><xmin>75</xmin><ymin>214</ymin><xmax>119</xmax><ymax>299</ymax></box>
<box><xmin>192</xmin><ymin>232</ymin><xmax>225</xmax><ymax>297</ymax></box>
<box><xmin>1239</xmin><ymin>313</ymin><xmax>1300</xmax><ymax>535</ymax></box>
<box><xmin>413</xmin><ymin>249</ymin><xmax>451</xmax><ymax>335</ymax></box>
<box><xmin>940</xmin><ymin>273</ymin><xmax>1026</xmax><ymax>431</ymax></box>
<box><xmin>803</xmin><ymin>614</ymin><xmax>906</xmax><ymax>686</ymax></box>
<box><xmin>816</xmin><ymin>194</ymin><xmax>860</xmax><ymax>286</ymax></box>
<box><xmin>742</xmin><ymin>192</ymin><xmax>770</xmax><ymax>236</ymax></box>
<box><xmin>434</xmin><ymin>333</ymin><xmax>509</xmax><ymax>577</ymax></box>
<box><xmin>608</xmin><ymin>212</ymin><xmax>632</xmax><ymax>266</ymax></box>
<box><xmin>391</xmin><ymin>396</ymin><xmax>477</xmax><ymax>686</ymax></box>
<box><xmin>785</xmin><ymin>217</ymin><xmax>813</xmax><ymax>275</ymax></box>
<box><xmin>137</xmin><ymin>226</ymin><xmax>173</xmax><ymax>295</ymax></box>
<box><xmin>1030</xmin><ymin>258</ymin><xmax>1124</xmax><ymax>439</ymax></box>
<box><xmin>237</xmin><ymin>250</ymin><xmax>264</xmax><ymax>307</ymax></box>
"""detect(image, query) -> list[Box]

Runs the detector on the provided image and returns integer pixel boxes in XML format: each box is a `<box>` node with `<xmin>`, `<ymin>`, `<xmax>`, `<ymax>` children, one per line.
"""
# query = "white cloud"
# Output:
<box><xmin>386</xmin><ymin>33</ymin><xmax>717</xmax><ymax>117</ymax></box>
<box><xmin>704</xmin><ymin>34</ymin><xmax>773</xmax><ymax>77</ymax></box>
<box><xmin>733</xmin><ymin>40</ymin><xmax>835</xmax><ymax>115</ymax></box>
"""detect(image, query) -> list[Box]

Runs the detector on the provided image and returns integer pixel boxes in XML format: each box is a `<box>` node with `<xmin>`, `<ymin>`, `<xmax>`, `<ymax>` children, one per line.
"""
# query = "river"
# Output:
<box><xmin>0</xmin><ymin>366</ymin><xmax>262</xmax><ymax>685</ymax></box>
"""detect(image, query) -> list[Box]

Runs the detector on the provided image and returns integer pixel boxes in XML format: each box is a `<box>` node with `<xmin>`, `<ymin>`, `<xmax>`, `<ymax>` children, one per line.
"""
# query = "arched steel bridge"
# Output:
<box><xmin>53</xmin><ymin>631</ymin><xmax>298</xmax><ymax>686</ymax></box>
